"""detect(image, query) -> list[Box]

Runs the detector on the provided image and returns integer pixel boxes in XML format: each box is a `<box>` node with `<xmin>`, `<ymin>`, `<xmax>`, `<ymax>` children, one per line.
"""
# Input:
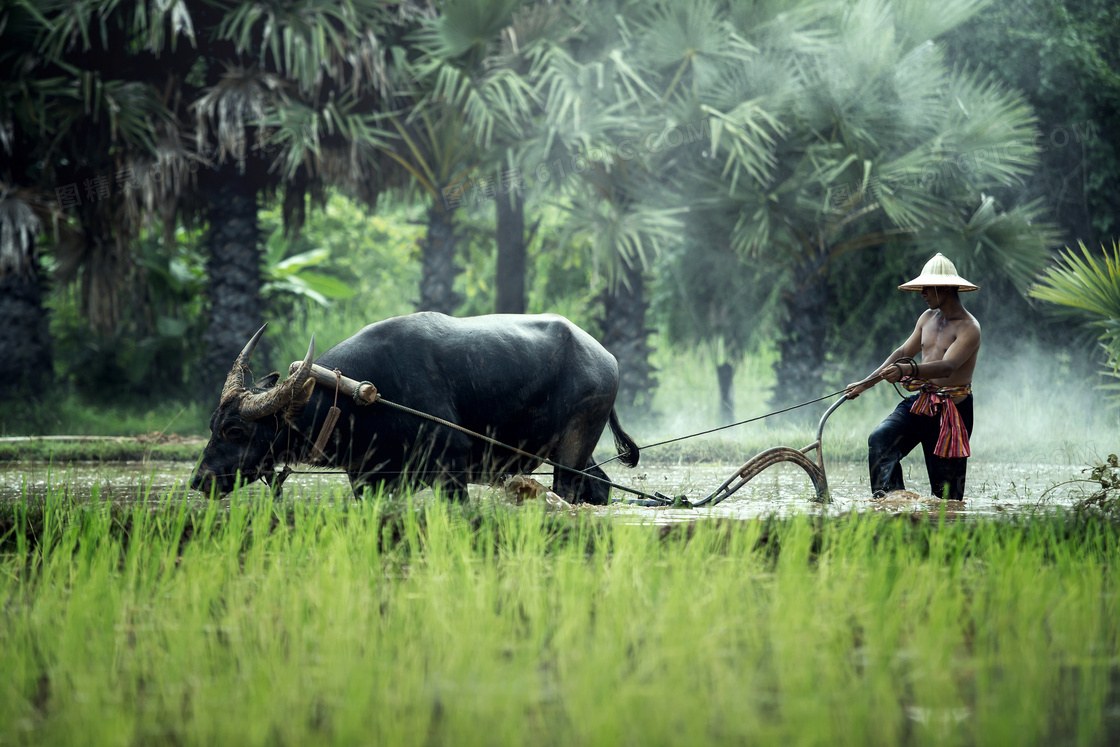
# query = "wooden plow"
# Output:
<box><xmin>688</xmin><ymin>396</ymin><xmax>848</xmax><ymax>508</ymax></box>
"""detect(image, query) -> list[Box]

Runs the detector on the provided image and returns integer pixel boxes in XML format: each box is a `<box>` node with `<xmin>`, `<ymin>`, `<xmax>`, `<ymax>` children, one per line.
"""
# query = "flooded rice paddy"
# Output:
<box><xmin>0</xmin><ymin>458</ymin><xmax>1091</xmax><ymax>521</ymax></box>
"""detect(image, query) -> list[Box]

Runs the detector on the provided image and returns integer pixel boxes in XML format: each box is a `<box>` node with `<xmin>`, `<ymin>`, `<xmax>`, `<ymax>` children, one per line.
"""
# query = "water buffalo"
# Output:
<box><xmin>190</xmin><ymin>312</ymin><xmax>639</xmax><ymax>503</ymax></box>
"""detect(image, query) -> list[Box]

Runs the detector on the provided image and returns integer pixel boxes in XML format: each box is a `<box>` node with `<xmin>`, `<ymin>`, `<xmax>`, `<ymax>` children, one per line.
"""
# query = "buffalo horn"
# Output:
<box><xmin>221</xmin><ymin>324</ymin><xmax>268</xmax><ymax>403</ymax></box>
<box><xmin>238</xmin><ymin>335</ymin><xmax>316</xmax><ymax>420</ymax></box>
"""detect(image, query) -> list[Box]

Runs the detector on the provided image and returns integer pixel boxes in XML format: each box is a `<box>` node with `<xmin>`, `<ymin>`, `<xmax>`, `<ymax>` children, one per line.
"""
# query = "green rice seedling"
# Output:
<box><xmin>2</xmin><ymin>480</ymin><xmax>1119</xmax><ymax>746</ymax></box>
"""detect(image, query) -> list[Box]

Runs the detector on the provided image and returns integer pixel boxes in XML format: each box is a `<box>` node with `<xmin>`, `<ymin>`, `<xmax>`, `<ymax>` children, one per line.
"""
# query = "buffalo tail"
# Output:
<box><xmin>608</xmin><ymin>408</ymin><xmax>640</xmax><ymax>467</ymax></box>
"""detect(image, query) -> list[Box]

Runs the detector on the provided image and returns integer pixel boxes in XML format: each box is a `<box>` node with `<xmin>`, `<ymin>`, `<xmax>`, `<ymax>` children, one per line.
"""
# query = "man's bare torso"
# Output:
<box><xmin>918</xmin><ymin>308</ymin><xmax>980</xmax><ymax>400</ymax></box>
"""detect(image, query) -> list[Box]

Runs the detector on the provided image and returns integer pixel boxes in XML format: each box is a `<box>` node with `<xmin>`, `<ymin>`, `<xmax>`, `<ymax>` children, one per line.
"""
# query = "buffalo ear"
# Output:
<box><xmin>253</xmin><ymin>372</ymin><xmax>281</xmax><ymax>390</ymax></box>
<box><xmin>283</xmin><ymin>378</ymin><xmax>316</xmax><ymax>425</ymax></box>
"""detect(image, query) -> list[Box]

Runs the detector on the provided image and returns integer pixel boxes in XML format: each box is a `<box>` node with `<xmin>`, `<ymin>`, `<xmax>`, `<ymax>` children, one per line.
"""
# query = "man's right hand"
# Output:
<box><xmin>845</xmin><ymin>379</ymin><xmax>874</xmax><ymax>399</ymax></box>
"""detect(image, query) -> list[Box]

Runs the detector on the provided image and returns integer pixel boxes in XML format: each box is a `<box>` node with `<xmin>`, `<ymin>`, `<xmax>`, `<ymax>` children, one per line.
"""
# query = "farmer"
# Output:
<box><xmin>844</xmin><ymin>253</ymin><xmax>981</xmax><ymax>500</ymax></box>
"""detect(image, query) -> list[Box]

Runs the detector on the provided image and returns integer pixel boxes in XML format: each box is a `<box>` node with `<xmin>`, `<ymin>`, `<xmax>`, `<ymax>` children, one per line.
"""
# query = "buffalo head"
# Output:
<box><xmin>190</xmin><ymin>325</ymin><xmax>316</xmax><ymax>495</ymax></box>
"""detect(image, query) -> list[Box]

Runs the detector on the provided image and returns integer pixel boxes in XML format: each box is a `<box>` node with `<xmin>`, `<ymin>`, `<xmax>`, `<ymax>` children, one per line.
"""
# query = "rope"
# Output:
<box><xmin>591</xmin><ymin>389</ymin><xmax>850</xmax><ymax>469</ymax></box>
<box><xmin>372</xmin><ymin>397</ymin><xmax>666</xmax><ymax>502</ymax></box>
<box><xmin>889</xmin><ymin>357</ymin><xmax>917</xmax><ymax>399</ymax></box>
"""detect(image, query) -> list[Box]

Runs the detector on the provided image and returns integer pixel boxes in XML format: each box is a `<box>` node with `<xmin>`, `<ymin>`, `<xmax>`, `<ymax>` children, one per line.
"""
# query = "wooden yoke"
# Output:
<box><xmin>288</xmin><ymin>361</ymin><xmax>379</xmax><ymax>406</ymax></box>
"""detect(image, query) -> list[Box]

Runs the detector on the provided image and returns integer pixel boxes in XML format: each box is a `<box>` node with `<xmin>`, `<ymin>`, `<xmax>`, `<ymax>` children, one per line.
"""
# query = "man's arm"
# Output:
<box><xmin>845</xmin><ymin>314</ymin><xmax>926</xmax><ymax>398</ymax></box>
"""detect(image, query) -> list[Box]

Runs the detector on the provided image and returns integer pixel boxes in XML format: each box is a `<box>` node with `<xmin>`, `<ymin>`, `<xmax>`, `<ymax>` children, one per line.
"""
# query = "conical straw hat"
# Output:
<box><xmin>898</xmin><ymin>253</ymin><xmax>978</xmax><ymax>292</ymax></box>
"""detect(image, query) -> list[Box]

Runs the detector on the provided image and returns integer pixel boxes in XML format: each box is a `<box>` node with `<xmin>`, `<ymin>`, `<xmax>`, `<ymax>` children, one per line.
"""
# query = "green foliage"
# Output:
<box><xmin>652</xmin><ymin>237</ymin><xmax>783</xmax><ymax>361</ymax></box>
<box><xmin>1087</xmin><ymin>454</ymin><xmax>1120</xmax><ymax>490</ymax></box>
<box><xmin>41</xmin><ymin>193</ymin><xmax>424</xmax><ymax>406</ymax></box>
<box><xmin>525</xmin><ymin>223</ymin><xmax>599</xmax><ymax>325</ymax></box>
<box><xmin>0</xmin><ymin>391</ymin><xmax>211</xmax><ymax>438</ymax></box>
<box><xmin>289</xmin><ymin>193</ymin><xmax>424</xmax><ymax>297</ymax></box>
<box><xmin>258</xmin><ymin>206</ymin><xmax>361</xmax><ymax>312</ymax></box>
<box><xmin>1030</xmin><ymin>240</ymin><xmax>1120</xmax><ymax>402</ymax></box>
<box><xmin>259</xmin><ymin>193</ymin><xmax>425</xmax><ymax>370</ymax></box>
<box><xmin>427</xmin><ymin>197</ymin><xmax>604</xmax><ymax>330</ymax></box>
<box><xmin>2</xmin><ymin>493</ymin><xmax>1119</xmax><ymax>744</ymax></box>
<box><xmin>8</xmin><ymin>0</ymin><xmax>1120</xmax><ymax>429</ymax></box>
<box><xmin>944</xmin><ymin>0</ymin><xmax>1120</xmax><ymax>244</ymax></box>
<box><xmin>47</xmin><ymin>225</ymin><xmax>208</xmax><ymax>403</ymax></box>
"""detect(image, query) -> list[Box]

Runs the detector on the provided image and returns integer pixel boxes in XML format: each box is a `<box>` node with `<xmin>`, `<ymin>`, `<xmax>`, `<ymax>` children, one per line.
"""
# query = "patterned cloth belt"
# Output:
<box><xmin>901</xmin><ymin>378</ymin><xmax>973</xmax><ymax>458</ymax></box>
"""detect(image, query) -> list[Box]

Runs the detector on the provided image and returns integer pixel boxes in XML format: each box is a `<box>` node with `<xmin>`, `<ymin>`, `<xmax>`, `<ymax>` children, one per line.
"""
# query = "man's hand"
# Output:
<box><xmin>880</xmin><ymin>362</ymin><xmax>905</xmax><ymax>384</ymax></box>
<box><xmin>845</xmin><ymin>377</ymin><xmax>878</xmax><ymax>399</ymax></box>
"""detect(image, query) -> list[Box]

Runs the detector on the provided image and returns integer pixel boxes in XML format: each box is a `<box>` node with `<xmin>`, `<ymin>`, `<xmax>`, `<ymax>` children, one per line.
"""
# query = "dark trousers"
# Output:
<box><xmin>868</xmin><ymin>395</ymin><xmax>974</xmax><ymax>500</ymax></box>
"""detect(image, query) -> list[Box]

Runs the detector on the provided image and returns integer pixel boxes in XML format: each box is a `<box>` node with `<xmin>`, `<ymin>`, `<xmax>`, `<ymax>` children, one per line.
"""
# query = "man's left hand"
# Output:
<box><xmin>880</xmin><ymin>364</ymin><xmax>904</xmax><ymax>384</ymax></box>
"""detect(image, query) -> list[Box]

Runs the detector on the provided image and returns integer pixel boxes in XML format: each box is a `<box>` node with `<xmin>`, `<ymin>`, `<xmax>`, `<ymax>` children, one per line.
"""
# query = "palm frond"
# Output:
<box><xmin>409</xmin><ymin>0</ymin><xmax>523</xmax><ymax>61</ymax></box>
<box><xmin>0</xmin><ymin>183</ymin><xmax>46</xmax><ymax>279</ymax></box>
<box><xmin>635</xmin><ymin>0</ymin><xmax>741</xmax><ymax>101</ymax></box>
<box><xmin>33</xmin><ymin>0</ymin><xmax>197</xmax><ymax>60</ymax></box>
<box><xmin>215</xmin><ymin>0</ymin><xmax>393</xmax><ymax>96</ymax></box>
<box><xmin>35</xmin><ymin>64</ymin><xmax>174</xmax><ymax>157</ymax></box>
<box><xmin>892</xmin><ymin>0</ymin><xmax>993</xmax><ymax>50</ymax></box>
<box><xmin>1030</xmin><ymin>240</ymin><xmax>1120</xmax><ymax>402</ymax></box>
<box><xmin>891</xmin><ymin>40</ymin><xmax>947</xmax><ymax>139</ymax></box>
<box><xmin>416</xmin><ymin>59</ymin><xmax>537</xmax><ymax>148</ymax></box>
<box><xmin>261</xmin><ymin>94</ymin><xmax>397</xmax><ymax>185</ymax></box>
<box><xmin>930</xmin><ymin>195</ymin><xmax>1058</xmax><ymax>293</ymax></box>
<box><xmin>936</xmin><ymin>66</ymin><xmax>1040</xmax><ymax>189</ymax></box>
<box><xmin>560</xmin><ymin>191</ymin><xmax>687</xmax><ymax>291</ymax></box>
<box><xmin>1030</xmin><ymin>241</ymin><xmax>1120</xmax><ymax>322</ymax></box>
<box><xmin>192</xmin><ymin>66</ymin><xmax>287</xmax><ymax>170</ymax></box>
<box><xmin>703</xmin><ymin>99</ymin><xmax>784</xmax><ymax>191</ymax></box>
<box><xmin>729</xmin><ymin>0</ymin><xmax>834</xmax><ymax>53</ymax></box>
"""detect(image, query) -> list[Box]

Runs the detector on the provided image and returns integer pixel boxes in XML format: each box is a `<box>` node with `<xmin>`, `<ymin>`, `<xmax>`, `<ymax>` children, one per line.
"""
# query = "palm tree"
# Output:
<box><xmin>610</xmin><ymin>0</ymin><xmax>756</xmax><ymax>413</ymax></box>
<box><xmin>0</xmin><ymin>5</ymin><xmax>56</xmax><ymax>400</ymax></box>
<box><xmin>700</xmin><ymin>0</ymin><xmax>1059</xmax><ymax>405</ymax></box>
<box><xmin>565</xmin><ymin>164</ymin><xmax>686</xmax><ymax>408</ymax></box>
<box><xmin>25</xmin><ymin>0</ymin><xmax>405</xmax><ymax>393</ymax></box>
<box><xmin>2</xmin><ymin>0</ymin><xmax>188</xmax><ymax>351</ymax></box>
<box><xmin>0</xmin><ymin>184</ymin><xmax>56</xmax><ymax>400</ymax></box>
<box><xmin>483</xmin><ymin>2</ymin><xmax>575</xmax><ymax>314</ymax></box>
<box><xmin>383</xmin><ymin>0</ymin><xmax>538</xmax><ymax>314</ymax></box>
<box><xmin>516</xmin><ymin>0</ymin><xmax>696</xmax><ymax>409</ymax></box>
<box><xmin>178</xmin><ymin>1</ymin><xmax>402</xmax><ymax>387</ymax></box>
<box><xmin>1</xmin><ymin>0</ymin><xmax>172</xmax><ymax>398</ymax></box>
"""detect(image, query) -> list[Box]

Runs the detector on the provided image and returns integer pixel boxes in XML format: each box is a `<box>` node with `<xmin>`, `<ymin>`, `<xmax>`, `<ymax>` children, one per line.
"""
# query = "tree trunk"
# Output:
<box><xmin>201</xmin><ymin>177</ymin><xmax>263</xmax><ymax>396</ymax></box>
<box><xmin>599</xmin><ymin>260</ymin><xmax>656</xmax><ymax>412</ymax></box>
<box><xmin>771</xmin><ymin>258</ymin><xmax>830</xmax><ymax>409</ymax></box>
<box><xmin>716</xmin><ymin>361</ymin><xmax>735</xmax><ymax>425</ymax></box>
<box><xmin>0</xmin><ymin>264</ymin><xmax>52</xmax><ymax>401</ymax></box>
<box><xmin>74</xmin><ymin>204</ymin><xmax>133</xmax><ymax>337</ymax></box>
<box><xmin>494</xmin><ymin>189</ymin><xmax>526</xmax><ymax>314</ymax></box>
<box><xmin>419</xmin><ymin>204</ymin><xmax>462</xmax><ymax>314</ymax></box>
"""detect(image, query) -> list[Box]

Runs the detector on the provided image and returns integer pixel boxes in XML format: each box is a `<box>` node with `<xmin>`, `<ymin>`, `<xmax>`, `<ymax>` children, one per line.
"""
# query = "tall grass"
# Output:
<box><xmin>2</xmin><ymin>485</ymin><xmax>1118</xmax><ymax>745</ymax></box>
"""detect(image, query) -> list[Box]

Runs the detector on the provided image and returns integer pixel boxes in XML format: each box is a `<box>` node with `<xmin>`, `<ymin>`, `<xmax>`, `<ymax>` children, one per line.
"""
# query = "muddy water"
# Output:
<box><xmin>606</xmin><ymin>460</ymin><xmax>1083</xmax><ymax>522</ymax></box>
<box><xmin>0</xmin><ymin>458</ymin><xmax>1090</xmax><ymax>521</ymax></box>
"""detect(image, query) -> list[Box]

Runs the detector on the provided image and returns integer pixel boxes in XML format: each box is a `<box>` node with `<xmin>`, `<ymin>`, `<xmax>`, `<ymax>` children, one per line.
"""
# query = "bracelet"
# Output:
<box><xmin>910</xmin><ymin>362</ymin><xmax>918</xmax><ymax>377</ymax></box>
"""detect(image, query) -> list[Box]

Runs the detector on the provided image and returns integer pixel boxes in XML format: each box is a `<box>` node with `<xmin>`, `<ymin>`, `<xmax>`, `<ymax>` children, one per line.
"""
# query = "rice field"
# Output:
<box><xmin>2</xmin><ymin>340</ymin><xmax>1117</xmax><ymax>745</ymax></box>
<box><xmin>2</xmin><ymin>479</ymin><xmax>1119</xmax><ymax>746</ymax></box>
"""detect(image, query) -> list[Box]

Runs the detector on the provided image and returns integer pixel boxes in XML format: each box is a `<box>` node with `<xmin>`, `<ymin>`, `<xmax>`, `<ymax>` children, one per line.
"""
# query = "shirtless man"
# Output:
<box><xmin>845</xmin><ymin>253</ymin><xmax>981</xmax><ymax>500</ymax></box>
